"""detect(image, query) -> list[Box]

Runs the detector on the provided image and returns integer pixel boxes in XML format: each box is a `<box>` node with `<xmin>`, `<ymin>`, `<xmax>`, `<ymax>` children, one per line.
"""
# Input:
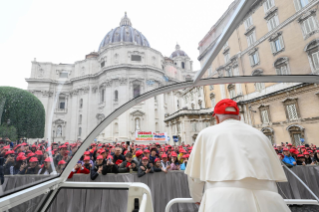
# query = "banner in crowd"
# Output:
<box><xmin>135</xmin><ymin>131</ymin><xmax>168</xmax><ymax>142</ymax></box>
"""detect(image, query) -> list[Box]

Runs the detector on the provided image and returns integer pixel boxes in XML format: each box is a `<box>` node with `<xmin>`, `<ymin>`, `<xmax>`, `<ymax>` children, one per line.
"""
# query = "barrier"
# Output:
<box><xmin>2</xmin><ymin>166</ymin><xmax>319</xmax><ymax>212</ymax></box>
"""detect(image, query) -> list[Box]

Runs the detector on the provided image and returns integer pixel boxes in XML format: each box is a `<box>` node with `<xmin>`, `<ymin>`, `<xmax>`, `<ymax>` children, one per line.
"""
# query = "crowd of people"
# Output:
<box><xmin>274</xmin><ymin>143</ymin><xmax>319</xmax><ymax>167</ymax></box>
<box><xmin>1</xmin><ymin>137</ymin><xmax>319</xmax><ymax>184</ymax></box>
<box><xmin>0</xmin><ymin>138</ymin><xmax>193</xmax><ymax>183</ymax></box>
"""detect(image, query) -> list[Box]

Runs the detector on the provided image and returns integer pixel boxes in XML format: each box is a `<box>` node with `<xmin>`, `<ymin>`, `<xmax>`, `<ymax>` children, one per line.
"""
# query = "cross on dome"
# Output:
<box><xmin>120</xmin><ymin>12</ymin><xmax>132</xmax><ymax>27</ymax></box>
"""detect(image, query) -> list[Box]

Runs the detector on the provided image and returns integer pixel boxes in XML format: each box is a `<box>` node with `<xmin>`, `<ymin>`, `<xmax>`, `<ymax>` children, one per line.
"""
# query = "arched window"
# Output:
<box><xmin>274</xmin><ymin>57</ymin><xmax>290</xmax><ymax>75</ymax></box>
<box><xmin>114</xmin><ymin>90</ymin><xmax>118</xmax><ymax>101</ymax></box>
<box><xmin>100</xmin><ymin>89</ymin><xmax>105</xmax><ymax>103</ymax></box>
<box><xmin>252</xmin><ymin>69</ymin><xmax>265</xmax><ymax>92</ymax></box>
<box><xmin>79</xmin><ymin>99</ymin><xmax>83</xmax><ymax>108</ymax></box>
<box><xmin>79</xmin><ymin>115</ymin><xmax>82</xmax><ymax>124</ymax></box>
<box><xmin>181</xmin><ymin>62</ymin><xmax>185</xmax><ymax>69</ymax></box>
<box><xmin>177</xmin><ymin>100</ymin><xmax>180</xmax><ymax>109</ymax></box>
<box><xmin>135</xmin><ymin>118</ymin><xmax>141</xmax><ymax>131</ymax></box>
<box><xmin>228</xmin><ymin>84</ymin><xmax>236</xmax><ymax>98</ymax></box>
<box><xmin>133</xmin><ymin>84</ymin><xmax>140</xmax><ymax>98</ymax></box>
<box><xmin>56</xmin><ymin>125</ymin><xmax>62</xmax><ymax>137</ymax></box>
<box><xmin>287</xmin><ymin>125</ymin><xmax>305</xmax><ymax>146</ymax></box>
<box><xmin>155</xmin><ymin>122</ymin><xmax>159</xmax><ymax>132</ymax></box>
<box><xmin>304</xmin><ymin>39</ymin><xmax>319</xmax><ymax>74</ymax></box>
<box><xmin>78</xmin><ymin>127</ymin><xmax>82</xmax><ymax>136</ymax></box>
<box><xmin>114</xmin><ymin>123</ymin><xmax>119</xmax><ymax>134</ymax></box>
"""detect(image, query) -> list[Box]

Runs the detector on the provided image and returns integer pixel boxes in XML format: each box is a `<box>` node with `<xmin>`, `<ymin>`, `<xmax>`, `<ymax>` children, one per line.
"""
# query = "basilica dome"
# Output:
<box><xmin>98</xmin><ymin>12</ymin><xmax>150</xmax><ymax>51</ymax></box>
<box><xmin>170</xmin><ymin>44</ymin><xmax>188</xmax><ymax>58</ymax></box>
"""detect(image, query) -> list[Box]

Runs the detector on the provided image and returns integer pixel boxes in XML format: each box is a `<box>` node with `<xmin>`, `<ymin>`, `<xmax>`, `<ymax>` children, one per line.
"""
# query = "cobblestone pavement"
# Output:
<box><xmin>290</xmin><ymin>205</ymin><xmax>319</xmax><ymax>211</ymax></box>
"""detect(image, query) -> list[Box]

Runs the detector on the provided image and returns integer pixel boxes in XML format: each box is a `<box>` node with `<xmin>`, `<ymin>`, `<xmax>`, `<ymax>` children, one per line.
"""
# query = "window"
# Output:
<box><xmin>133</xmin><ymin>84</ymin><xmax>140</xmax><ymax>98</ymax></box>
<box><xmin>261</xmin><ymin>110</ymin><xmax>270</xmax><ymax>124</ymax></box>
<box><xmin>263</xmin><ymin>0</ymin><xmax>275</xmax><ymax>12</ymax></box>
<box><xmin>181</xmin><ymin>62</ymin><xmax>185</xmax><ymax>69</ymax></box>
<box><xmin>286</xmin><ymin>104</ymin><xmax>298</xmax><ymax>120</ymax></box>
<box><xmin>249</xmin><ymin>51</ymin><xmax>259</xmax><ymax>67</ymax></box>
<box><xmin>276</xmin><ymin>65</ymin><xmax>289</xmax><ymax>75</ymax></box>
<box><xmin>224</xmin><ymin>52</ymin><xmax>230</xmax><ymax>63</ymax></box>
<box><xmin>244</xmin><ymin>16</ymin><xmax>253</xmax><ymax>30</ymax></box>
<box><xmin>312</xmin><ymin>51</ymin><xmax>319</xmax><ymax>71</ymax></box>
<box><xmin>208</xmin><ymin>65</ymin><xmax>213</xmax><ymax>76</ymax></box>
<box><xmin>131</xmin><ymin>55</ymin><xmax>141</xmax><ymax>61</ymax></box>
<box><xmin>100</xmin><ymin>89</ymin><xmax>105</xmax><ymax>103</ymax></box>
<box><xmin>302</xmin><ymin>16</ymin><xmax>318</xmax><ymax>36</ymax></box>
<box><xmin>101</xmin><ymin>61</ymin><xmax>105</xmax><ymax>68</ymax></box>
<box><xmin>79</xmin><ymin>115</ymin><xmax>82</xmax><ymax>124</ymax></box>
<box><xmin>293</xmin><ymin>0</ymin><xmax>309</xmax><ymax>11</ymax></box>
<box><xmin>59</xmin><ymin>96</ymin><xmax>66</xmax><ymax>110</ymax></box>
<box><xmin>78</xmin><ymin>127</ymin><xmax>82</xmax><ymax>136</ymax></box>
<box><xmin>262</xmin><ymin>127</ymin><xmax>274</xmax><ymax>144</ymax></box>
<box><xmin>209</xmin><ymin>85</ymin><xmax>214</xmax><ymax>90</ymax></box>
<box><xmin>229</xmin><ymin>89</ymin><xmax>236</xmax><ymax>98</ymax></box>
<box><xmin>59</xmin><ymin>71</ymin><xmax>68</xmax><ymax>78</ymax></box>
<box><xmin>225</xmin><ymin>69</ymin><xmax>233</xmax><ymax>77</ymax></box>
<box><xmin>79</xmin><ymin>99</ymin><xmax>83</xmax><ymax>108</ymax></box>
<box><xmin>274</xmin><ymin>57</ymin><xmax>290</xmax><ymax>75</ymax></box>
<box><xmin>255</xmin><ymin>83</ymin><xmax>265</xmax><ymax>92</ymax></box>
<box><xmin>56</xmin><ymin>125</ymin><xmax>62</xmax><ymax>137</ymax></box>
<box><xmin>246</xmin><ymin>31</ymin><xmax>256</xmax><ymax>47</ymax></box>
<box><xmin>288</xmin><ymin>125</ymin><xmax>304</xmax><ymax>146</ymax></box>
<box><xmin>192</xmin><ymin>122</ymin><xmax>197</xmax><ymax>132</ymax></box>
<box><xmin>210</xmin><ymin>93</ymin><xmax>216</xmax><ymax>108</ymax></box>
<box><xmin>267</xmin><ymin>15</ymin><xmax>279</xmax><ymax>31</ymax></box>
<box><xmin>135</xmin><ymin>118</ymin><xmax>140</xmax><ymax>131</ymax></box>
<box><xmin>114</xmin><ymin>90</ymin><xmax>118</xmax><ymax>101</ymax></box>
<box><xmin>270</xmin><ymin>36</ymin><xmax>284</xmax><ymax>54</ymax></box>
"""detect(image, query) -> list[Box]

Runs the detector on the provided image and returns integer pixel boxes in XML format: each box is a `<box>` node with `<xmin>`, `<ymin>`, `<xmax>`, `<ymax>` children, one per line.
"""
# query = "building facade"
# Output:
<box><xmin>197</xmin><ymin>0</ymin><xmax>319</xmax><ymax>146</ymax></box>
<box><xmin>26</xmin><ymin>13</ymin><xmax>195</xmax><ymax>143</ymax></box>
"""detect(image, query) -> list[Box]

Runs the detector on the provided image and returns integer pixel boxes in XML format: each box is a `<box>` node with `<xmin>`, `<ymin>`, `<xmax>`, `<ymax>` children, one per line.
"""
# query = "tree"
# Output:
<box><xmin>0</xmin><ymin>87</ymin><xmax>45</xmax><ymax>139</ymax></box>
<box><xmin>0</xmin><ymin>124</ymin><xmax>18</xmax><ymax>141</ymax></box>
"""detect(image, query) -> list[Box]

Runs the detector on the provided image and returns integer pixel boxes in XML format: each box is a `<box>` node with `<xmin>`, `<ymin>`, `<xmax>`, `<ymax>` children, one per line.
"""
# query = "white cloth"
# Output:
<box><xmin>185</xmin><ymin>119</ymin><xmax>289</xmax><ymax>212</ymax></box>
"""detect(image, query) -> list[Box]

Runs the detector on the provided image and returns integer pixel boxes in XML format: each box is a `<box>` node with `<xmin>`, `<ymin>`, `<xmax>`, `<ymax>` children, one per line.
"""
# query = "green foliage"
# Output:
<box><xmin>0</xmin><ymin>124</ymin><xmax>18</xmax><ymax>141</ymax></box>
<box><xmin>0</xmin><ymin>86</ymin><xmax>45</xmax><ymax>139</ymax></box>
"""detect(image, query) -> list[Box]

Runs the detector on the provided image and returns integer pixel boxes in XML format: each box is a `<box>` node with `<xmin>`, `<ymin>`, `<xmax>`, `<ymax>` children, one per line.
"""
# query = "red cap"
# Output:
<box><xmin>98</xmin><ymin>143</ymin><xmax>102</xmax><ymax>147</ymax></box>
<box><xmin>316</xmin><ymin>150</ymin><xmax>319</xmax><ymax>153</ymax></box>
<box><xmin>115</xmin><ymin>159</ymin><xmax>123</xmax><ymax>165</ymax></box>
<box><xmin>309</xmin><ymin>150</ymin><xmax>313</xmax><ymax>153</ymax></box>
<box><xmin>107</xmin><ymin>155</ymin><xmax>113</xmax><ymax>160</ymax></box>
<box><xmin>300</xmin><ymin>145</ymin><xmax>305</xmax><ymax>148</ymax></box>
<box><xmin>58</xmin><ymin>160</ymin><xmax>66</xmax><ymax>165</ymax></box>
<box><xmin>161</xmin><ymin>154</ymin><xmax>168</xmax><ymax>158</ymax></box>
<box><xmin>65</xmin><ymin>142</ymin><xmax>69</xmax><ymax>145</ymax></box>
<box><xmin>3</xmin><ymin>145</ymin><xmax>10</xmax><ymax>149</ymax></box>
<box><xmin>135</xmin><ymin>150</ymin><xmax>143</xmax><ymax>157</ymax></box>
<box><xmin>179</xmin><ymin>149</ymin><xmax>186</xmax><ymax>153</ymax></box>
<box><xmin>83</xmin><ymin>156</ymin><xmax>90</xmax><ymax>161</ymax></box>
<box><xmin>287</xmin><ymin>143</ymin><xmax>292</xmax><ymax>146</ymax></box>
<box><xmin>297</xmin><ymin>154</ymin><xmax>305</xmax><ymax>158</ymax></box>
<box><xmin>213</xmin><ymin>99</ymin><xmax>239</xmax><ymax>116</ymax></box>
<box><xmin>142</xmin><ymin>156</ymin><xmax>149</xmax><ymax>161</ymax></box>
<box><xmin>96</xmin><ymin>155</ymin><xmax>103</xmax><ymax>160</ymax></box>
<box><xmin>274</xmin><ymin>148</ymin><xmax>278</xmax><ymax>150</ymax></box>
<box><xmin>16</xmin><ymin>156</ymin><xmax>27</xmax><ymax>161</ymax></box>
<box><xmin>282</xmin><ymin>148</ymin><xmax>289</xmax><ymax>151</ymax></box>
<box><xmin>171</xmin><ymin>152</ymin><xmax>177</xmax><ymax>157</ymax></box>
<box><xmin>27</xmin><ymin>152</ymin><xmax>35</xmax><ymax>158</ymax></box>
<box><xmin>21</xmin><ymin>142</ymin><xmax>28</xmax><ymax>146</ymax></box>
<box><xmin>59</xmin><ymin>145</ymin><xmax>67</xmax><ymax>149</ymax></box>
<box><xmin>144</xmin><ymin>149</ymin><xmax>150</xmax><ymax>153</ymax></box>
<box><xmin>18</xmin><ymin>152</ymin><xmax>25</xmax><ymax>156</ymax></box>
<box><xmin>5</xmin><ymin>150</ymin><xmax>14</xmax><ymax>156</ymax></box>
<box><xmin>155</xmin><ymin>142</ymin><xmax>160</xmax><ymax>145</ymax></box>
<box><xmin>99</xmin><ymin>149</ymin><xmax>106</xmax><ymax>154</ymax></box>
<box><xmin>182</xmin><ymin>154</ymin><xmax>189</xmax><ymax>159</ymax></box>
<box><xmin>154</xmin><ymin>158</ymin><xmax>160</xmax><ymax>162</ymax></box>
<box><xmin>303</xmin><ymin>151</ymin><xmax>309</xmax><ymax>155</ymax></box>
<box><xmin>44</xmin><ymin>157</ymin><xmax>53</xmax><ymax>162</ymax></box>
<box><xmin>29</xmin><ymin>157</ymin><xmax>38</xmax><ymax>162</ymax></box>
<box><xmin>84</xmin><ymin>151</ymin><xmax>90</xmax><ymax>155</ymax></box>
<box><xmin>91</xmin><ymin>143</ymin><xmax>97</xmax><ymax>146</ymax></box>
<box><xmin>32</xmin><ymin>144</ymin><xmax>37</xmax><ymax>148</ymax></box>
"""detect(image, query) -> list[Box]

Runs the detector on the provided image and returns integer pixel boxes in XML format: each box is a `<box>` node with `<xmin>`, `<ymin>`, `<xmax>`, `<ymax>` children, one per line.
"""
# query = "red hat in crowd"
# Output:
<box><xmin>278</xmin><ymin>153</ymin><xmax>284</xmax><ymax>158</ymax></box>
<box><xmin>58</xmin><ymin>160</ymin><xmax>66</xmax><ymax>165</ymax></box>
<box><xmin>14</xmin><ymin>144</ymin><xmax>21</xmax><ymax>151</ymax></box>
<box><xmin>179</xmin><ymin>149</ymin><xmax>186</xmax><ymax>153</ymax></box>
<box><xmin>287</xmin><ymin>143</ymin><xmax>292</xmax><ymax>146</ymax></box>
<box><xmin>282</xmin><ymin>148</ymin><xmax>289</xmax><ymax>151</ymax></box>
<box><xmin>107</xmin><ymin>155</ymin><xmax>113</xmax><ymax>160</ymax></box>
<box><xmin>309</xmin><ymin>150</ymin><xmax>313</xmax><ymax>153</ymax></box>
<box><xmin>44</xmin><ymin>157</ymin><xmax>53</xmax><ymax>162</ymax></box>
<box><xmin>32</xmin><ymin>144</ymin><xmax>37</xmax><ymax>148</ymax></box>
<box><xmin>99</xmin><ymin>149</ymin><xmax>106</xmax><ymax>154</ymax></box>
<box><xmin>142</xmin><ymin>157</ymin><xmax>149</xmax><ymax>161</ymax></box>
<box><xmin>27</xmin><ymin>152</ymin><xmax>35</xmax><ymax>158</ymax></box>
<box><xmin>303</xmin><ymin>151</ymin><xmax>309</xmax><ymax>155</ymax></box>
<box><xmin>29</xmin><ymin>157</ymin><xmax>38</xmax><ymax>163</ymax></box>
<box><xmin>96</xmin><ymin>155</ymin><xmax>103</xmax><ymax>160</ymax></box>
<box><xmin>213</xmin><ymin>99</ymin><xmax>239</xmax><ymax>116</ymax></box>
<box><xmin>59</xmin><ymin>145</ymin><xmax>67</xmax><ymax>149</ymax></box>
<box><xmin>171</xmin><ymin>152</ymin><xmax>177</xmax><ymax>157</ymax></box>
<box><xmin>3</xmin><ymin>145</ymin><xmax>10</xmax><ymax>149</ymax></box>
<box><xmin>274</xmin><ymin>148</ymin><xmax>278</xmax><ymax>150</ymax></box>
<box><xmin>5</xmin><ymin>150</ymin><xmax>14</xmax><ymax>156</ymax></box>
<box><xmin>135</xmin><ymin>150</ymin><xmax>143</xmax><ymax>157</ymax></box>
<box><xmin>300</xmin><ymin>145</ymin><xmax>305</xmax><ymax>148</ymax></box>
<box><xmin>155</xmin><ymin>142</ymin><xmax>160</xmax><ymax>145</ymax></box>
<box><xmin>83</xmin><ymin>156</ymin><xmax>90</xmax><ymax>161</ymax></box>
<box><xmin>161</xmin><ymin>154</ymin><xmax>168</xmax><ymax>158</ymax></box>
<box><xmin>98</xmin><ymin>143</ymin><xmax>102</xmax><ymax>147</ymax></box>
<box><xmin>144</xmin><ymin>149</ymin><xmax>150</xmax><ymax>153</ymax></box>
<box><xmin>182</xmin><ymin>154</ymin><xmax>190</xmax><ymax>159</ymax></box>
<box><xmin>115</xmin><ymin>159</ymin><xmax>123</xmax><ymax>165</ymax></box>
<box><xmin>65</xmin><ymin>142</ymin><xmax>69</xmax><ymax>145</ymax></box>
<box><xmin>16</xmin><ymin>155</ymin><xmax>27</xmax><ymax>161</ymax></box>
<box><xmin>18</xmin><ymin>152</ymin><xmax>25</xmax><ymax>156</ymax></box>
<box><xmin>154</xmin><ymin>158</ymin><xmax>160</xmax><ymax>162</ymax></box>
<box><xmin>297</xmin><ymin>154</ymin><xmax>305</xmax><ymax>158</ymax></box>
<box><xmin>91</xmin><ymin>143</ymin><xmax>97</xmax><ymax>146</ymax></box>
<box><xmin>21</xmin><ymin>142</ymin><xmax>27</xmax><ymax>146</ymax></box>
<box><xmin>316</xmin><ymin>150</ymin><xmax>319</xmax><ymax>153</ymax></box>
<box><xmin>46</xmin><ymin>147</ymin><xmax>52</xmax><ymax>152</ymax></box>
<box><xmin>84</xmin><ymin>151</ymin><xmax>90</xmax><ymax>155</ymax></box>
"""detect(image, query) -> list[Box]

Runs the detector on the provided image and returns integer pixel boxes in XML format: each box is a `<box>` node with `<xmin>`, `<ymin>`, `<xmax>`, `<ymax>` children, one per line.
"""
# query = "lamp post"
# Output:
<box><xmin>53</xmin><ymin>130</ymin><xmax>55</xmax><ymax>143</ymax></box>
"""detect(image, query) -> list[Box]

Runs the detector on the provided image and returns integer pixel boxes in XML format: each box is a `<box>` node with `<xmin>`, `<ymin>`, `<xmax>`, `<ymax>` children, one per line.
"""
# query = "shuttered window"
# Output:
<box><xmin>211</xmin><ymin>97</ymin><xmax>216</xmax><ymax>108</ymax></box>
<box><xmin>276</xmin><ymin>65</ymin><xmax>289</xmax><ymax>75</ymax></box>
<box><xmin>244</xmin><ymin>16</ymin><xmax>253</xmax><ymax>30</ymax></box>
<box><xmin>293</xmin><ymin>133</ymin><xmax>302</xmax><ymax>146</ymax></box>
<box><xmin>255</xmin><ymin>83</ymin><xmax>265</xmax><ymax>92</ymax></box>
<box><xmin>303</xmin><ymin>16</ymin><xmax>318</xmax><ymax>35</ymax></box>
<box><xmin>249</xmin><ymin>51</ymin><xmax>259</xmax><ymax>66</ymax></box>
<box><xmin>286</xmin><ymin>104</ymin><xmax>298</xmax><ymax>120</ymax></box>
<box><xmin>293</xmin><ymin>0</ymin><xmax>309</xmax><ymax>11</ymax></box>
<box><xmin>224</xmin><ymin>52</ymin><xmax>230</xmax><ymax>63</ymax></box>
<box><xmin>263</xmin><ymin>0</ymin><xmax>275</xmax><ymax>12</ymax></box>
<box><xmin>267</xmin><ymin>15</ymin><xmax>279</xmax><ymax>31</ymax></box>
<box><xmin>229</xmin><ymin>89</ymin><xmax>236</xmax><ymax>98</ymax></box>
<box><xmin>261</xmin><ymin>110</ymin><xmax>270</xmax><ymax>124</ymax></box>
<box><xmin>312</xmin><ymin>52</ymin><xmax>319</xmax><ymax>71</ymax></box>
<box><xmin>246</xmin><ymin>32</ymin><xmax>256</xmax><ymax>47</ymax></box>
<box><xmin>270</xmin><ymin>36</ymin><xmax>284</xmax><ymax>53</ymax></box>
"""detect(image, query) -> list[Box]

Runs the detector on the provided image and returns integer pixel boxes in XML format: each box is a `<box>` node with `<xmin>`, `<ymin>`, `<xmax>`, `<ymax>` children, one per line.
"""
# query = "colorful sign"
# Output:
<box><xmin>135</xmin><ymin>131</ymin><xmax>168</xmax><ymax>142</ymax></box>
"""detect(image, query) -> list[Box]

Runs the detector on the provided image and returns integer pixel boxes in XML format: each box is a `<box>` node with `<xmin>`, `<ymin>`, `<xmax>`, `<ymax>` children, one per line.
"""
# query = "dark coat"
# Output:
<box><xmin>118</xmin><ymin>160</ymin><xmax>138</xmax><ymax>173</ymax></box>
<box><xmin>137</xmin><ymin>164</ymin><xmax>154</xmax><ymax>177</ymax></box>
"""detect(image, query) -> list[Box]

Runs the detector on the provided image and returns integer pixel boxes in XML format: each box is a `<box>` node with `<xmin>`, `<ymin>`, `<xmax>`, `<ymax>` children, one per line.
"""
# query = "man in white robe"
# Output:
<box><xmin>185</xmin><ymin>99</ymin><xmax>290</xmax><ymax>212</ymax></box>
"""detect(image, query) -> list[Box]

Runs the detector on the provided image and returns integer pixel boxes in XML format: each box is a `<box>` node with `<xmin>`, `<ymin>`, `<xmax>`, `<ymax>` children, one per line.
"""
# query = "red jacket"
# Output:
<box><xmin>68</xmin><ymin>167</ymin><xmax>90</xmax><ymax>179</ymax></box>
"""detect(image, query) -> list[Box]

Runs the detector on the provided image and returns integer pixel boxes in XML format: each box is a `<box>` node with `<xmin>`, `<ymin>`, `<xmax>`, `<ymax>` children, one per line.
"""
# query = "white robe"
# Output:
<box><xmin>185</xmin><ymin>119</ymin><xmax>290</xmax><ymax>212</ymax></box>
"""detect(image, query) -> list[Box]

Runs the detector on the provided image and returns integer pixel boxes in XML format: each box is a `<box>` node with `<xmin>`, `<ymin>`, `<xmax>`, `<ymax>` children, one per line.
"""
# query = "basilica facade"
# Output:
<box><xmin>26</xmin><ymin>13</ymin><xmax>195</xmax><ymax>143</ymax></box>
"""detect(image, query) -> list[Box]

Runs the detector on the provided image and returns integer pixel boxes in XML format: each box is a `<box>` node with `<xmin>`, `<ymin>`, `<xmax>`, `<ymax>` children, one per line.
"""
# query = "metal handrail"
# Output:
<box><xmin>164</xmin><ymin>198</ymin><xmax>319</xmax><ymax>212</ymax></box>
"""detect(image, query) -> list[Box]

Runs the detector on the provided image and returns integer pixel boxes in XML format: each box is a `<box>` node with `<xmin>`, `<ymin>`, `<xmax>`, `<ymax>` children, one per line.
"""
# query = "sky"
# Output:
<box><xmin>0</xmin><ymin>0</ymin><xmax>234</xmax><ymax>89</ymax></box>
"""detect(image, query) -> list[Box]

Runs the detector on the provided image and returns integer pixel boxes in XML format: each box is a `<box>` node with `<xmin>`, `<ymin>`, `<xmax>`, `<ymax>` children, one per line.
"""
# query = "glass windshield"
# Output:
<box><xmin>1</xmin><ymin>0</ymin><xmax>319</xmax><ymax>205</ymax></box>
